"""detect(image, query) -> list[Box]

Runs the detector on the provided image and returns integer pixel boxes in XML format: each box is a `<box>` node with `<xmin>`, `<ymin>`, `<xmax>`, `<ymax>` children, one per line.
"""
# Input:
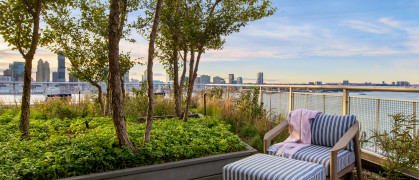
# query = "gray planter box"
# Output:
<box><xmin>63</xmin><ymin>145</ymin><xmax>257</xmax><ymax>180</ymax></box>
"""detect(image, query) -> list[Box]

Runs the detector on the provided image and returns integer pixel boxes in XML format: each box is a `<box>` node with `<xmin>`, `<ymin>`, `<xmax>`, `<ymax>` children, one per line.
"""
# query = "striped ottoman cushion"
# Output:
<box><xmin>223</xmin><ymin>154</ymin><xmax>326</xmax><ymax>180</ymax></box>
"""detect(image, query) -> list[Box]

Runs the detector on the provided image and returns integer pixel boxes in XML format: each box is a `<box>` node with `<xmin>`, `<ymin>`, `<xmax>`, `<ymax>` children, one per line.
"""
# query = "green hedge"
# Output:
<box><xmin>0</xmin><ymin>109</ymin><xmax>246</xmax><ymax>179</ymax></box>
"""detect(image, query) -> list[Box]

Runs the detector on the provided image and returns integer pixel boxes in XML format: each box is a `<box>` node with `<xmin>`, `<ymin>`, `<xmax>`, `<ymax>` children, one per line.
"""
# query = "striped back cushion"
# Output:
<box><xmin>311</xmin><ymin>114</ymin><xmax>356</xmax><ymax>151</ymax></box>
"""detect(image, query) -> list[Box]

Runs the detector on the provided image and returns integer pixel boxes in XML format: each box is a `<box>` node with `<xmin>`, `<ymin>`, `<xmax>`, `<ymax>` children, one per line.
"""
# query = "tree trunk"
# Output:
<box><xmin>108</xmin><ymin>0</ymin><xmax>136</xmax><ymax>152</ymax></box>
<box><xmin>183</xmin><ymin>47</ymin><xmax>203</xmax><ymax>122</ymax></box>
<box><xmin>121</xmin><ymin>76</ymin><xmax>125</xmax><ymax>100</ymax></box>
<box><xmin>172</xmin><ymin>42</ymin><xmax>181</xmax><ymax>117</ymax></box>
<box><xmin>89</xmin><ymin>80</ymin><xmax>104</xmax><ymax>116</ymax></box>
<box><xmin>19</xmin><ymin>0</ymin><xmax>43</xmax><ymax>138</ymax></box>
<box><xmin>143</xmin><ymin>0</ymin><xmax>163</xmax><ymax>145</ymax></box>
<box><xmin>183</xmin><ymin>48</ymin><xmax>195</xmax><ymax>122</ymax></box>
<box><xmin>179</xmin><ymin>47</ymin><xmax>187</xmax><ymax>110</ymax></box>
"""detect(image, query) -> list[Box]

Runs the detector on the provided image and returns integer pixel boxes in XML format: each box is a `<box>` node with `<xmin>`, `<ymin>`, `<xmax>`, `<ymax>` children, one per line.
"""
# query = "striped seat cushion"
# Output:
<box><xmin>311</xmin><ymin>114</ymin><xmax>356</xmax><ymax>151</ymax></box>
<box><xmin>291</xmin><ymin>145</ymin><xmax>355</xmax><ymax>176</ymax></box>
<box><xmin>223</xmin><ymin>153</ymin><xmax>326</xmax><ymax>180</ymax></box>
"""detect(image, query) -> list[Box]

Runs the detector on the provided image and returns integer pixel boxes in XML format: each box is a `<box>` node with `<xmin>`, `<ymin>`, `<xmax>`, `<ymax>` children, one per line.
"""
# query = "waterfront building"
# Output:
<box><xmin>36</xmin><ymin>59</ymin><xmax>50</xmax><ymax>82</ymax></box>
<box><xmin>396</xmin><ymin>81</ymin><xmax>410</xmax><ymax>86</ymax></box>
<box><xmin>52</xmin><ymin>72</ymin><xmax>58</xmax><ymax>82</ymax></box>
<box><xmin>0</xmin><ymin>76</ymin><xmax>11</xmax><ymax>81</ymax></box>
<box><xmin>200</xmin><ymin>75</ymin><xmax>211</xmax><ymax>84</ymax></box>
<box><xmin>69</xmin><ymin>73</ymin><xmax>78</xmax><ymax>82</ymax></box>
<box><xmin>131</xmin><ymin>78</ymin><xmax>139</xmax><ymax>83</ymax></box>
<box><xmin>141</xmin><ymin>70</ymin><xmax>147</xmax><ymax>82</ymax></box>
<box><xmin>315</xmin><ymin>81</ymin><xmax>323</xmax><ymax>85</ymax></box>
<box><xmin>12</xmin><ymin>62</ymin><xmax>24</xmax><ymax>82</ymax></box>
<box><xmin>228</xmin><ymin>74</ymin><xmax>234</xmax><ymax>84</ymax></box>
<box><xmin>44</xmin><ymin>61</ymin><xmax>50</xmax><ymax>82</ymax></box>
<box><xmin>237</xmin><ymin>77</ymin><xmax>243</xmax><ymax>84</ymax></box>
<box><xmin>257</xmin><ymin>72</ymin><xmax>263</xmax><ymax>84</ymax></box>
<box><xmin>213</xmin><ymin>76</ymin><xmax>224</xmax><ymax>84</ymax></box>
<box><xmin>123</xmin><ymin>72</ymin><xmax>129</xmax><ymax>83</ymax></box>
<box><xmin>195</xmin><ymin>77</ymin><xmax>201</xmax><ymax>85</ymax></box>
<box><xmin>166</xmin><ymin>74</ymin><xmax>173</xmax><ymax>83</ymax></box>
<box><xmin>343</xmin><ymin>80</ymin><xmax>349</xmax><ymax>86</ymax></box>
<box><xmin>58</xmin><ymin>52</ymin><xmax>66</xmax><ymax>82</ymax></box>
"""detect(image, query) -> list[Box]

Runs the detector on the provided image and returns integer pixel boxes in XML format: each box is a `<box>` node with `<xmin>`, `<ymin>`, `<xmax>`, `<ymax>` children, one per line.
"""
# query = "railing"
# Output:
<box><xmin>205</xmin><ymin>84</ymin><xmax>419</xmax><ymax>155</ymax></box>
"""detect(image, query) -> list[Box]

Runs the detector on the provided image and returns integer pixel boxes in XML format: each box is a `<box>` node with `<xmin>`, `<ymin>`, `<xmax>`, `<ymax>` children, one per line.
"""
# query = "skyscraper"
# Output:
<box><xmin>58</xmin><ymin>51</ymin><xmax>66</xmax><ymax>82</ymax></box>
<box><xmin>237</xmin><ymin>77</ymin><xmax>243</xmax><ymax>84</ymax></box>
<box><xmin>142</xmin><ymin>70</ymin><xmax>147</xmax><ymax>82</ymax></box>
<box><xmin>69</xmin><ymin>73</ymin><xmax>78</xmax><ymax>82</ymax></box>
<box><xmin>200</xmin><ymin>75</ymin><xmax>211</xmax><ymax>84</ymax></box>
<box><xmin>44</xmin><ymin>61</ymin><xmax>50</xmax><ymax>82</ymax></box>
<box><xmin>52</xmin><ymin>72</ymin><xmax>58</xmax><ymax>82</ymax></box>
<box><xmin>228</xmin><ymin>74</ymin><xmax>234</xmax><ymax>84</ymax></box>
<box><xmin>36</xmin><ymin>59</ymin><xmax>44</xmax><ymax>82</ymax></box>
<box><xmin>257</xmin><ymin>72</ymin><xmax>263</xmax><ymax>85</ymax></box>
<box><xmin>12</xmin><ymin>62</ymin><xmax>25</xmax><ymax>82</ymax></box>
<box><xmin>213</xmin><ymin>76</ymin><xmax>224</xmax><ymax>84</ymax></box>
<box><xmin>342</xmin><ymin>80</ymin><xmax>349</xmax><ymax>86</ymax></box>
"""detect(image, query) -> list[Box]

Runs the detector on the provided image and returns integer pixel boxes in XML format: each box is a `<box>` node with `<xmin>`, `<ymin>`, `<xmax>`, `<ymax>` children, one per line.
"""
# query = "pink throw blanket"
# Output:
<box><xmin>273</xmin><ymin>109</ymin><xmax>322</xmax><ymax>158</ymax></box>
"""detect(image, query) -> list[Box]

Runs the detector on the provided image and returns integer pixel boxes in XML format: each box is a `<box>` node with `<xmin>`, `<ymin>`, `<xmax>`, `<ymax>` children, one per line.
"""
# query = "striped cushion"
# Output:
<box><xmin>291</xmin><ymin>145</ymin><xmax>355</xmax><ymax>176</ymax></box>
<box><xmin>311</xmin><ymin>114</ymin><xmax>356</xmax><ymax>151</ymax></box>
<box><xmin>223</xmin><ymin>154</ymin><xmax>326</xmax><ymax>180</ymax></box>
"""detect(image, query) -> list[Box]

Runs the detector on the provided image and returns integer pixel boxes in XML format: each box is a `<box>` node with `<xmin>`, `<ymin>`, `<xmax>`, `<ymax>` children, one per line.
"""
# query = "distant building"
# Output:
<box><xmin>396</xmin><ymin>81</ymin><xmax>410</xmax><ymax>86</ymax></box>
<box><xmin>194</xmin><ymin>77</ymin><xmax>201</xmax><ymax>85</ymax></box>
<box><xmin>12</xmin><ymin>62</ymin><xmax>25</xmax><ymax>82</ymax></box>
<box><xmin>69</xmin><ymin>73</ymin><xmax>78</xmax><ymax>82</ymax></box>
<box><xmin>123</xmin><ymin>72</ymin><xmax>129</xmax><ymax>83</ymax></box>
<box><xmin>315</xmin><ymin>81</ymin><xmax>322</xmax><ymax>85</ymax></box>
<box><xmin>257</xmin><ymin>72</ymin><xmax>263</xmax><ymax>84</ymax></box>
<box><xmin>166</xmin><ymin>73</ymin><xmax>173</xmax><ymax>83</ymax></box>
<box><xmin>308</xmin><ymin>82</ymin><xmax>315</xmax><ymax>85</ymax></box>
<box><xmin>213</xmin><ymin>76</ymin><xmax>225</xmax><ymax>84</ymax></box>
<box><xmin>142</xmin><ymin>70</ymin><xmax>147</xmax><ymax>82</ymax></box>
<box><xmin>131</xmin><ymin>78</ymin><xmax>139</xmax><ymax>83</ymax></box>
<box><xmin>0</xmin><ymin>76</ymin><xmax>11</xmax><ymax>81</ymax></box>
<box><xmin>342</xmin><ymin>80</ymin><xmax>349</xmax><ymax>86</ymax></box>
<box><xmin>36</xmin><ymin>59</ymin><xmax>50</xmax><ymax>82</ymax></box>
<box><xmin>44</xmin><ymin>61</ymin><xmax>50</xmax><ymax>82</ymax></box>
<box><xmin>52</xmin><ymin>72</ymin><xmax>58</xmax><ymax>82</ymax></box>
<box><xmin>200</xmin><ymin>75</ymin><xmax>211</xmax><ymax>84</ymax></box>
<box><xmin>236</xmin><ymin>77</ymin><xmax>243</xmax><ymax>84</ymax></box>
<box><xmin>58</xmin><ymin>52</ymin><xmax>66</xmax><ymax>82</ymax></box>
<box><xmin>228</xmin><ymin>74</ymin><xmax>234</xmax><ymax>84</ymax></box>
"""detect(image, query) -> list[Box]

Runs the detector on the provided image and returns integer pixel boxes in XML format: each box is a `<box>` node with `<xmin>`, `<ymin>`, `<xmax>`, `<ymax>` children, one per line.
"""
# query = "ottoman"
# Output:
<box><xmin>223</xmin><ymin>154</ymin><xmax>326</xmax><ymax>180</ymax></box>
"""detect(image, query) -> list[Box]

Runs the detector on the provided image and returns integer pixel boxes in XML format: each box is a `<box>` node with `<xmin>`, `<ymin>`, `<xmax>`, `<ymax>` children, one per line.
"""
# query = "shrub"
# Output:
<box><xmin>369</xmin><ymin>114</ymin><xmax>418</xmax><ymax>179</ymax></box>
<box><xmin>0</xmin><ymin>114</ymin><xmax>246</xmax><ymax>179</ymax></box>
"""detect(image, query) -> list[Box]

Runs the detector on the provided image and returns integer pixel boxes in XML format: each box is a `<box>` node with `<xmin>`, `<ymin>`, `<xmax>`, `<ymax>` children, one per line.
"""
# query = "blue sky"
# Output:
<box><xmin>1</xmin><ymin>0</ymin><xmax>419</xmax><ymax>84</ymax></box>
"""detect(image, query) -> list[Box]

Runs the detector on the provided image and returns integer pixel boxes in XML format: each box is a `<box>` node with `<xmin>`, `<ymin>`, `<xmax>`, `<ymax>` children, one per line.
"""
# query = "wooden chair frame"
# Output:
<box><xmin>263</xmin><ymin>120</ymin><xmax>363</xmax><ymax>180</ymax></box>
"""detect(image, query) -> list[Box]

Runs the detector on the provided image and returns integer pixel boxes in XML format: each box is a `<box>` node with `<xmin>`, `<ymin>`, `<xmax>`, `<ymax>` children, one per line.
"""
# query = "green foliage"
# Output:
<box><xmin>0</xmin><ymin>112</ymin><xmax>246</xmax><ymax>179</ymax></box>
<box><xmin>194</xmin><ymin>89</ymin><xmax>287</xmax><ymax>151</ymax></box>
<box><xmin>31</xmin><ymin>97</ymin><xmax>99</xmax><ymax>120</ymax></box>
<box><xmin>369</xmin><ymin>114</ymin><xmax>419</xmax><ymax>179</ymax></box>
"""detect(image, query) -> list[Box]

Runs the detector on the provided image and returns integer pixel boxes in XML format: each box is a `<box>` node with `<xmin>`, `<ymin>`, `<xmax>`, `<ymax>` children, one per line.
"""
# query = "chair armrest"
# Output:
<box><xmin>330</xmin><ymin>120</ymin><xmax>359</xmax><ymax>153</ymax></box>
<box><xmin>263</xmin><ymin>120</ymin><xmax>289</xmax><ymax>153</ymax></box>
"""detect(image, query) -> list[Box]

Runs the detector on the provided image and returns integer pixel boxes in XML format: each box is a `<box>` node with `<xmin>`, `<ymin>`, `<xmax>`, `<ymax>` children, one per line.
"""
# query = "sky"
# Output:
<box><xmin>0</xmin><ymin>0</ymin><xmax>419</xmax><ymax>84</ymax></box>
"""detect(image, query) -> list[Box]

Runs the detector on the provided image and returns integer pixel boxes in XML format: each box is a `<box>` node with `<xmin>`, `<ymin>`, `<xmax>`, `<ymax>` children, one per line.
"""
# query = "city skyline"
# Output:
<box><xmin>0</xmin><ymin>0</ymin><xmax>418</xmax><ymax>84</ymax></box>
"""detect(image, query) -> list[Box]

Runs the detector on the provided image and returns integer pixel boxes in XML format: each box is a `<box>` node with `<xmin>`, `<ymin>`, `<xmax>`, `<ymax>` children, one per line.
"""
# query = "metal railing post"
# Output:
<box><xmin>413</xmin><ymin>102</ymin><xmax>417</xmax><ymax>137</ymax></box>
<box><xmin>259</xmin><ymin>86</ymin><xmax>263</xmax><ymax>106</ymax></box>
<box><xmin>323</xmin><ymin>94</ymin><xmax>326</xmax><ymax>113</ymax></box>
<box><xmin>375</xmin><ymin>99</ymin><xmax>380</xmax><ymax>152</ymax></box>
<box><xmin>204</xmin><ymin>93</ymin><xmax>207</xmax><ymax>116</ymax></box>
<box><xmin>306</xmin><ymin>94</ymin><xmax>309</xmax><ymax>109</ymax></box>
<box><xmin>289</xmin><ymin>87</ymin><xmax>294</xmax><ymax>112</ymax></box>
<box><xmin>342</xmin><ymin>88</ymin><xmax>349</xmax><ymax>115</ymax></box>
<box><xmin>279</xmin><ymin>92</ymin><xmax>282</xmax><ymax>115</ymax></box>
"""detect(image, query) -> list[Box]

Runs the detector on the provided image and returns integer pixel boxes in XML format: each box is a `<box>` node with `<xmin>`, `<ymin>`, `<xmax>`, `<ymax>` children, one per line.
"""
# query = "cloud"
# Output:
<box><xmin>340</xmin><ymin>20</ymin><xmax>391</xmax><ymax>34</ymax></box>
<box><xmin>379</xmin><ymin>17</ymin><xmax>400</xmax><ymax>28</ymax></box>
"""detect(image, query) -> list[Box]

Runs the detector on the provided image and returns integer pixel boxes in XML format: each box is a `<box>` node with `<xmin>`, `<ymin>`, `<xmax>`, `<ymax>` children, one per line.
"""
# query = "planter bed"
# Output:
<box><xmin>64</xmin><ymin>145</ymin><xmax>257</xmax><ymax>180</ymax></box>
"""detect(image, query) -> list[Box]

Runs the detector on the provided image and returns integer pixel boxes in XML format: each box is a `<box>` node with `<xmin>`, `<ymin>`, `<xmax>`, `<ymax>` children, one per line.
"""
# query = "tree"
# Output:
<box><xmin>46</xmin><ymin>0</ymin><xmax>136</xmax><ymax>117</ymax></box>
<box><xmin>0</xmin><ymin>0</ymin><xmax>72</xmax><ymax>138</ymax></box>
<box><xmin>153</xmin><ymin>0</ymin><xmax>276</xmax><ymax>121</ymax></box>
<box><xmin>143</xmin><ymin>0</ymin><xmax>163</xmax><ymax>145</ymax></box>
<box><xmin>108</xmin><ymin>0</ymin><xmax>137</xmax><ymax>152</ymax></box>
